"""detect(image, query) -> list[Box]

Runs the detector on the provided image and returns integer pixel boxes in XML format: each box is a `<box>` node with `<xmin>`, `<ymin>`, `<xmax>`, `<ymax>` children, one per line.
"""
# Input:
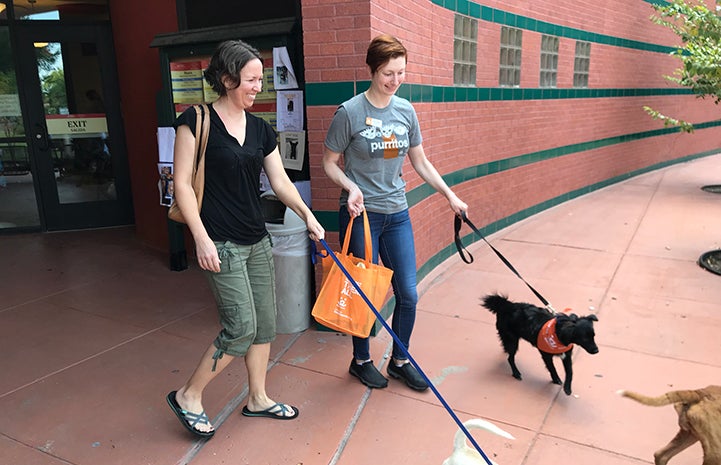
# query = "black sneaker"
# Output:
<box><xmin>348</xmin><ymin>360</ymin><xmax>388</xmax><ymax>388</ymax></box>
<box><xmin>387</xmin><ymin>362</ymin><xmax>429</xmax><ymax>391</ymax></box>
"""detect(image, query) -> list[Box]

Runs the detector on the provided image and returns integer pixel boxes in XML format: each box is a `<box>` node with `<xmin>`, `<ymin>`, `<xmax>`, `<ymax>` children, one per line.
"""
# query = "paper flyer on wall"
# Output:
<box><xmin>157</xmin><ymin>127</ymin><xmax>176</xmax><ymax>206</ymax></box>
<box><xmin>169</xmin><ymin>61</ymin><xmax>204</xmax><ymax>104</ymax></box>
<box><xmin>158</xmin><ymin>163</ymin><xmax>174</xmax><ymax>206</ymax></box>
<box><xmin>259</xmin><ymin>169</ymin><xmax>270</xmax><ymax>192</ymax></box>
<box><xmin>272</xmin><ymin>47</ymin><xmax>298</xmax><ymax>90</ymax></box>
<box><xmin>276</xmin><ymin>90</ymin><xmax>304</xmax><ymax>132</ymax></box>
<box><xmin>279</xmin><ymin>131</ymin><xmax>305</xmax><ymax>171</ymax></box>
<box><xmin>157</xmin><ymin>127</ymin><xmax>175</xmax><ymax>163</ymax></box>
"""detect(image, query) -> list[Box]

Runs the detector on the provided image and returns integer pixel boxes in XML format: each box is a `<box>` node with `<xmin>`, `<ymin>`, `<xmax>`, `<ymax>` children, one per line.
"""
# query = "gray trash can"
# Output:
<box><xmin>262</xmin><ymin>190</ymin><xmax>312</xmax><ymax>334</ymax></box>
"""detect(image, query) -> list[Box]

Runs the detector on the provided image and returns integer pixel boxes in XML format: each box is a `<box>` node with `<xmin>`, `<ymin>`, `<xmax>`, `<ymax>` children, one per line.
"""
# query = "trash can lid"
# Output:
<box><xmin>262</xmin><ymin>189</ymin><xmax>308</xmax><ymax>235</ymax></box>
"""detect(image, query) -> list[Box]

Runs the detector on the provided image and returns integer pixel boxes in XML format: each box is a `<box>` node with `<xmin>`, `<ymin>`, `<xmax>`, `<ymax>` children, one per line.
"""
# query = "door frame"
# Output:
<box><xmin>14</xmin><ymin>22</ymin><xmax>133</xmax><ymax>230</ymax></box>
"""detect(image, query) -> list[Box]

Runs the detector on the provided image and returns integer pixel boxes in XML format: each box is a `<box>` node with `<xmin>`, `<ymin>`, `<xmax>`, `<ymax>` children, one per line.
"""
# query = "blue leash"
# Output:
<box><xmin>317</xmin><ymin>238</ymin><xmax>495</xmax><ymax>465</ymax></box>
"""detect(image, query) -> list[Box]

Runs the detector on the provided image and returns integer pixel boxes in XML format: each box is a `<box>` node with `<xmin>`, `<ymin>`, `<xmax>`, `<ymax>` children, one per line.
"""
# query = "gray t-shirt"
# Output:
<box><xmin>325</xmin><ymin>93</ymin><xmax>422</xmax><ymax>214</ymax></box>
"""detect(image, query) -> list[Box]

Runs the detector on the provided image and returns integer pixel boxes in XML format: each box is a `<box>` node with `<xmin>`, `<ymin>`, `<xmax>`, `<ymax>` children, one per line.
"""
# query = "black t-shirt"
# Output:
<box><xmin>174</xmin><ymin>104</ymin><xmax>277</xmax><ymax>244</ymax></box>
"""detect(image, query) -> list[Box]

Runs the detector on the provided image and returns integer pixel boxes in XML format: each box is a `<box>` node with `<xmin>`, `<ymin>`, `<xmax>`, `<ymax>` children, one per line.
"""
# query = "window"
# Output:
<box><xmin>12</xmin><ymin>0</ymin><xmax>109</xmax><ymax>20</ymax></box>
<box><xmin>0</xmin><ymin>25</ymin><xmax>40</xmax><ymax>228</ymax></box>
<box><xmin>540</xmin><ymin>35</ymin><xmax>559</xmax><ymax>88</ymax></box>
<box><xmin>573</xmin><ymin>41</ymin><xmax>591</xmax><ymax>88</ymax></box>
<box><xmin>499</xmin><ymin>26</ymin><xmax>522</xmax><ymax>87</ymax></box>
<box><xmin>454</xmin><ymin>14</ymin><xmax>477</xmax><ymax>86</ymax></box>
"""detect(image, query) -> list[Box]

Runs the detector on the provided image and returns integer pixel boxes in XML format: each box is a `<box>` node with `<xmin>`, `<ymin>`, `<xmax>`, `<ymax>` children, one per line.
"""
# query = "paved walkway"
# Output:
<box><xmin>1</xmin><ymin>154</ymin><xmax>720</xmax><ymax>465</ymax></box>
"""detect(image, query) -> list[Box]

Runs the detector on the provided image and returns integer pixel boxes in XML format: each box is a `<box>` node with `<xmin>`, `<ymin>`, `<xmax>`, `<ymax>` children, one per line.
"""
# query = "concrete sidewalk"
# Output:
<box><xmin>1</xmin><ymin>154</ymin><xmax>720</xmax><ymax>465</ymax></box>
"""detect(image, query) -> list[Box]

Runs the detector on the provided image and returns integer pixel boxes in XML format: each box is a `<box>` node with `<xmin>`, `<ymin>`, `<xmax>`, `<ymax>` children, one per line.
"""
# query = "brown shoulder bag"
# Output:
<box><xmin>167</xmin><ymin>104</ymin><xmax>210</xmax><ymax>224</ymax></box>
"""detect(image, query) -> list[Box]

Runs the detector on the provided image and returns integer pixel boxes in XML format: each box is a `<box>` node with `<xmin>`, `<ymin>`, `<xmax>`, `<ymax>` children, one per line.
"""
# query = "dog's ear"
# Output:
<box><xmin>586</xmin><ymin>314</ymin><xmax>598</xmax><ymax>322</ymax></box>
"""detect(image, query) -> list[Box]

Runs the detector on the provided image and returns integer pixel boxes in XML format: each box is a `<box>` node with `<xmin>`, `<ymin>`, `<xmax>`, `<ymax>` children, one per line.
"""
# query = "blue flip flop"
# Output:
<box><xmin>166</xmin><ymin>391</ymin><xmax>215</xmax><ymax>438</ymax></box>
<box><xmin>241</xmin><ymin>402</ymin><xmax>299</xmax><ymax>420</ymax></box>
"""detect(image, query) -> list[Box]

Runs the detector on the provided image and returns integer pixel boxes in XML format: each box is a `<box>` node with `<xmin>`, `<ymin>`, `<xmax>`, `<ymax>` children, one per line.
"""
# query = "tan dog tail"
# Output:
<box><xmin>453</xmin><ymin>418</ymin><xmax>515</xmax><ymax>452</ymax></box>
<box><xmin>617</xmin><ymin>388</ymin><xmax>707</xmax><ymax>406</ymax></box>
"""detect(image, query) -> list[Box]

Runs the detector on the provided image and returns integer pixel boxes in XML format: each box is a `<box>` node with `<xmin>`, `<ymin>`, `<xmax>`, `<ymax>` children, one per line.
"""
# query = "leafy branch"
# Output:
<box><xmin>643</xmin><ymin>106</ymin><xmax>695</xmax><ymax>132</ymax></box>
<box><xmin>648</xmin><ymin>0</ymin><xmax>721</xmax><ymax>131</ymax></box>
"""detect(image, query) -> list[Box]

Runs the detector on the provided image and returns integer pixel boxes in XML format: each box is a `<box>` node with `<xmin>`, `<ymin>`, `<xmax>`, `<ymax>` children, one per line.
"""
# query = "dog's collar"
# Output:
<box><xmin>537</xmin><ymin>318</ymin><xmax>573</xmax><ymax>354</ymax></box>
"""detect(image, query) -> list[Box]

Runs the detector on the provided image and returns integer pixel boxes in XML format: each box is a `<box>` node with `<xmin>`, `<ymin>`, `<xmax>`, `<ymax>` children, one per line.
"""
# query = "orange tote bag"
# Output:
<box><xmin>311</xmin><ymin>211</ymin><xmax>393</xmax><ymax>338</ymax></box>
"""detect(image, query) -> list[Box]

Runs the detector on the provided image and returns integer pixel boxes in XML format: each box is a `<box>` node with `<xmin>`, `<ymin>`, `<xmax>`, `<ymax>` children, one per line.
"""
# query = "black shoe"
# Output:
<box><xmin>387</xmin><ymin>362</ymin><xmax>429</xmax><ymax>391</ymax></box>
<box><xmin>349</xmin><ymin>360</ymin><xmax>388</xmax><ymax>388</ymax></box>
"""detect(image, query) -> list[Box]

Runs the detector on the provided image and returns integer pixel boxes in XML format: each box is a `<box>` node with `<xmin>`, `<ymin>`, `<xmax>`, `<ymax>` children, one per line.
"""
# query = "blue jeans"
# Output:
<box><xmin>338</xmin><ymin>208</ymin><xmax>418</xmax><ymax>361</ymax></box>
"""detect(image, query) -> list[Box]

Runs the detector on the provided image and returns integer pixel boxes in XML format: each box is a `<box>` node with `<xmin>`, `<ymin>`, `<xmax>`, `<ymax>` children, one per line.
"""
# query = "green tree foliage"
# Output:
<box><xmin>0</xmin><ymin>27</ymin><xmax>21</xmax><ymax>137</ymax></box>
<box><xmin>645</xmin><ymin>0</ymin><xmax>721</xmax><ymax>132</ymax></box>
<box><xmin>41</xmin><ymin>69</ymin><xmax>68</xmax><ymax>115</ymax></box>
<box><xmin>35</xmin><ymin>44</ymin><xmax>62</xmax><ymax>75</ymax></box>
<box><xmin>0</xmin><ymin>28</ymin><xmax>17</xmax><ymax>94</ymax></box>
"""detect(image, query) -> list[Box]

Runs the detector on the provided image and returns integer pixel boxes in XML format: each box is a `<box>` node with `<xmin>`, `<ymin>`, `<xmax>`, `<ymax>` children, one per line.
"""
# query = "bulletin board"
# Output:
<box><xmin>168</xmin><ymin>53</ymin><xmax>275</xmax><ymax>126</ymax></box>
<box><xmin>161</xmin><ymin>47</ymin><xmax>307</xmax><ymax>173</ymax></box>
<box><xmin>150</xmin><ymin>19</ymin><xmax>309</xmax><ymax>271</ymax></box>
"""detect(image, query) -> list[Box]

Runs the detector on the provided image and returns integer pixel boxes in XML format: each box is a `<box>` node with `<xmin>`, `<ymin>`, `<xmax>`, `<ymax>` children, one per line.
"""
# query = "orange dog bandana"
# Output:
<box><xmin>537</xmin><ymin>318</ymin><xmax>573</xmax><ymax>354</ymax></box>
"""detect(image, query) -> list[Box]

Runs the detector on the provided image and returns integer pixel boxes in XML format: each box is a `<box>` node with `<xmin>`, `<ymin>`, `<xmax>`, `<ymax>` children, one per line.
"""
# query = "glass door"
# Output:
<box><xmin>15</xmin><ymin>22</ymin><xmax>133</xmax><ymax>230</ymax></box>
<box><xmin>0</xmin><ymin>24</ymin><xmax>40</xmax><ymax>229</ymax></box>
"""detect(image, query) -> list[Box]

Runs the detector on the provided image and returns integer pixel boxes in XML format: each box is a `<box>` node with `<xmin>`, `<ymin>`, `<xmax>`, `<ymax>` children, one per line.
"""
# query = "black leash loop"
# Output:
<box><xmin>454</xmin><ymin>213</ymin><xmax>555</xmax><ymax>312</ymax></box>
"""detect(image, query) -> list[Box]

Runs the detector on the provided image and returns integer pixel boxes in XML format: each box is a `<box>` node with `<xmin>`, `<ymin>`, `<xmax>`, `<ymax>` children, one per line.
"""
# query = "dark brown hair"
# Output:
<box><xmin>204</xmin><ymin>40</ymin><xmax>262</xmax><ymax>96</ymax></box>
<box><xmin>365</xmin><ymin>34</ymin><xmax>407</xmax><ymax>74</ymax></box>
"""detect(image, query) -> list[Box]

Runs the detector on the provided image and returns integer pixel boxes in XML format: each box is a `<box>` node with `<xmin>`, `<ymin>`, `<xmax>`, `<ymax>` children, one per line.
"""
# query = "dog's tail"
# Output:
<box><xmin>453</xmin><ymin>418</ymin><xmax>515</xmax><ymax>453</ymax></box>
<box><xmin>616</xmin><ymin>388</ymin><xmax>711</xmax><ymax>406</ymax></box>
<box><xmin>481</xmin><ymin>293</ymin><xmax>513</xmax><ymax>315</ymax></box>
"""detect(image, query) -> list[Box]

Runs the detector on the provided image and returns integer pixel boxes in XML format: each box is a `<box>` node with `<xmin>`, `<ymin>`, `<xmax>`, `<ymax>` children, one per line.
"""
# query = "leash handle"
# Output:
<box><xmin>318</xmin><ymin>238</ymin><xmax>496</xmax><ymax>465</ymax></box>
<box><xmin>453</xmin><ymin>215</ymin><xmax>475</xmax><ymax>264</ymax></box>
<box><xmin>454</xmin><ymin>213</ymin><xmax>554</xmax><ymax>311</ymax></box>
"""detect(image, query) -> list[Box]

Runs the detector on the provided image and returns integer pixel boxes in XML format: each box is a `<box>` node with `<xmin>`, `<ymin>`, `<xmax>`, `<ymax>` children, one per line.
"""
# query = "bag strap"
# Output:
<box><xmin>192</xmin><ymin>104</ymin><xmax>210</xmax><ymax>170</ymax></box>
<box><xmin>196</xmin><ymin>104</ymin><xmax>210</xmax><ymax>162</ymax></box>
<box><xmin>454</xmin><ymin>213</ymin><xmax>555</xmax><ymax>312</ymax></box>
<box><xmin>190</xmin><ymin>104</ymin><xmax>210</xmax><ymax>199</ymax></box>
<box><xmin>340</xmin><ymin>209</ymin><xmax>372</xmax><ymax>260</ymax></box>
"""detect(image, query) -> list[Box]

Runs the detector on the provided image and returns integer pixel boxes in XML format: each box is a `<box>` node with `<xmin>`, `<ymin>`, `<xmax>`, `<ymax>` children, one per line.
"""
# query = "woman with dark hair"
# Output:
<box><xmin>167</xmin><ymin>40</ymin><xmax>324</xmax><ymax>438</ymax></box>
<box><xmin>322</xmin><ymin>34</ymin><xmax>468</xmax><ymax>392</ymax></box>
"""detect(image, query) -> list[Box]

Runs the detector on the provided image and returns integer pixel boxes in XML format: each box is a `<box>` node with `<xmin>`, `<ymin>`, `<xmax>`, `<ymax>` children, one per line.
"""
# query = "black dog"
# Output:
<box><xmin>481</xmin><ymin>293</ymin><xmax>599</xmax><ymax>395</ymax></box>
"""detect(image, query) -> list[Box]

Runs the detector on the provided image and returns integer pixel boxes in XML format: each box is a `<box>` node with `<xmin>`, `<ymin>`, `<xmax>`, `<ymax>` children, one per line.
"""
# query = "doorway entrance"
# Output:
<box><xmin>2</xmin><ymin>18</ymin><xmax>133</xmax><ymax>230</ymax></box>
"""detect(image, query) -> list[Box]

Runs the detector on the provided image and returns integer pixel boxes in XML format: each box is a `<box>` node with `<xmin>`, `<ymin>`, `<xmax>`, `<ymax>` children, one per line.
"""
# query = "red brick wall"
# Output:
<box><xmin>302</xmin><ymin>0</ymin><xmax>721</xmax><ymax>285</ymax></box>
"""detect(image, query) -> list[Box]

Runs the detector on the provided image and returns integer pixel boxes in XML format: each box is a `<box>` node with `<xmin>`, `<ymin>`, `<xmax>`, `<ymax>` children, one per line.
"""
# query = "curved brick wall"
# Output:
<box><xmin>302</xmin><ymin>0</ymin><xmax>721</xmax><ymax>289</ymax></box>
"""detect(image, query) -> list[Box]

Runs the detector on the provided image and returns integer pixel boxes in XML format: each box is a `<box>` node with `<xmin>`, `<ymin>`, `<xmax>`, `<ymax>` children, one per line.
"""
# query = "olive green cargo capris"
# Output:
<box><xmin>203</xmin><ymin>236</ymin><xmax>276</xmax><ymax>369</ymax></box>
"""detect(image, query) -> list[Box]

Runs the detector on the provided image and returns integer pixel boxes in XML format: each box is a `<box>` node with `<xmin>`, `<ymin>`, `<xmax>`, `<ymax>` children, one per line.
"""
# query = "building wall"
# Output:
<box><xmin>302</xmin><ymin>0</ymin><xmax>721</xmax><ymax>287</ymax></box>
<box><xmin>111</xmin><ymin>0</ymin><xmax>721</xmax><ymax>277</ymax></box>
<box><xmin>109</xmin><ymin>0</ymin><xmax>178</xmax><ymax>250</ymax></box>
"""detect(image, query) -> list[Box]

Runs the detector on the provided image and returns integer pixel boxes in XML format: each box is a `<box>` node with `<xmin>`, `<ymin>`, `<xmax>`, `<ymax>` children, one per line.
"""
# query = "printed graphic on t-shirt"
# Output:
<box><xmin>360</xmin><ymin>124</ymin><xmax>409</xmax><ymax>159</ymax></box>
